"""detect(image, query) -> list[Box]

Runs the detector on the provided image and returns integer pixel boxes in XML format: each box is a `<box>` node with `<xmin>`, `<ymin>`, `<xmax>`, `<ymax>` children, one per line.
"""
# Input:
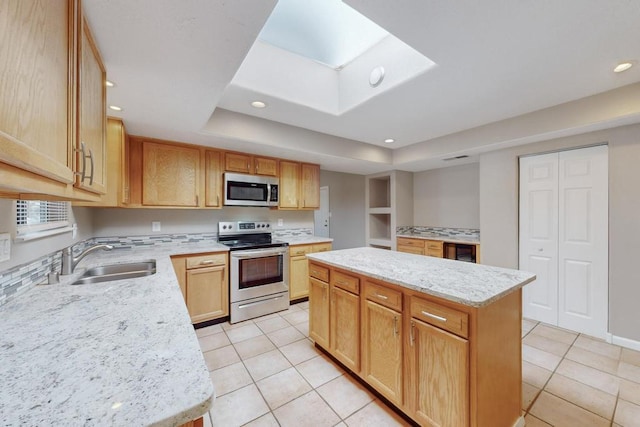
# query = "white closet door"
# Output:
<box><xmin>558</xmin><ymin>145</ymin><xmax>608</xmax><ymax>338</ymax></box>
<box><xmin>520</xmin><ymin>153</ymin><xmax>559</xmax><ymax>325</ymax></box>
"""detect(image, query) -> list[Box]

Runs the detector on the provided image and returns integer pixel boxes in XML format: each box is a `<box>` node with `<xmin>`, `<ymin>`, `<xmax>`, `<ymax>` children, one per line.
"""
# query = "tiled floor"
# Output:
<box><xmin>195</xmin><ymin>303</ymin><xmax>640</xmax><ymax>427</ymax></box>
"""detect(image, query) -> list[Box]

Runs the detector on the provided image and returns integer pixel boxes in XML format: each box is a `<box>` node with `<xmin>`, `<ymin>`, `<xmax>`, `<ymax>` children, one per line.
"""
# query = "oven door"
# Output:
<box><xmin>230</xmin><ymin>247</ymin><xmax>289</xmax><ymax>303</ymax></box>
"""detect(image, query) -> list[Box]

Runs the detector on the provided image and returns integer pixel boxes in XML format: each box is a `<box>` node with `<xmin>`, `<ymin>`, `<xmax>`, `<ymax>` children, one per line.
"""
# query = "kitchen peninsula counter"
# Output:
<box><xmin>0</xmin><ymin>242</ymin><xmax>229</xmax><ymax>426</ymax></box>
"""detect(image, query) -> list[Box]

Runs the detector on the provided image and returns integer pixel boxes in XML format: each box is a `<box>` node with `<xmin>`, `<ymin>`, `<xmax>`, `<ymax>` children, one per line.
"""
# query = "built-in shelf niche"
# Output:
<box><xmin>368</xmin><ymin>175</ymin><xmax>391</xmax><ymax>208</ymax></box>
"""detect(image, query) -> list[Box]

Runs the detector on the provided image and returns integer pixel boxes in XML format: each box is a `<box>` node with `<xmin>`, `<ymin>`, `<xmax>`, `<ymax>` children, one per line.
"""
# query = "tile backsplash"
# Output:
<box><xmin>396</xmin><ymin>226</ymin><xmax>480</xmax><ymax>240</ymax></box>
<box><xmin>272</xmin><ymin>228</ymin><xmax>314</xmax><ymax>238</ymax></box>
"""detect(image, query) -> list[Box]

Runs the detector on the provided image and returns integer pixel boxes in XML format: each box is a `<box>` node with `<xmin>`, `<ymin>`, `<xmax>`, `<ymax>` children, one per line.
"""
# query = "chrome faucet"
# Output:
<box><xmin>61</xmin><ymin>244</ymin><xmax>114</xmax><ymax>275</ymax></box>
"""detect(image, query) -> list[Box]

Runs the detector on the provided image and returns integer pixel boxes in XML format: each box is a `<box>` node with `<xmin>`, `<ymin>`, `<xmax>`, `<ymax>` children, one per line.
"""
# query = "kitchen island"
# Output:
<box><xmin>0</xmin><ymin>243</ymin><xmax>228</xmax><ymax>426</ymax></box>
<box><xmin>307</xmin><ymin>247</ymin><xmax>535</xmax><ymax>427</ymax></box>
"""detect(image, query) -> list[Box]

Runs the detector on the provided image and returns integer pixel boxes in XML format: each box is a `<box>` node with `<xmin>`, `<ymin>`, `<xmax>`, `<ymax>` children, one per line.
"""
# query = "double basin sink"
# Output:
<box><xmin>72</xmin><ymin>260</ymin><xmax>156</xmax><ymax>285</ymax></box>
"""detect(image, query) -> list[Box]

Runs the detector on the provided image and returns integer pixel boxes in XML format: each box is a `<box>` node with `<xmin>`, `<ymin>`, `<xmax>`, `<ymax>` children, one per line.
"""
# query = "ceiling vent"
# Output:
<box><xmin>442</xmin><ymin>155</ymin><xmax>469</xmax><ymax>161</ymax></box>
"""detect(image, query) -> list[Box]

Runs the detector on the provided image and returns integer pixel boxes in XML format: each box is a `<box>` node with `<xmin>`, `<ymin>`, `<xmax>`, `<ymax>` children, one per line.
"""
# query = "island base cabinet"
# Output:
<box><xmin>330</xmin><ymin>286</ymin><xmax>359</xmax><ymax>372</ymax></box>
<box><xmin>362</xmin><ymin>299</ymin><xmax>403</xmax><ymax>407</ymax></box>
<box><xmin>309</xmin><ymin>277</ymin><xmax>330</xmax><ymax>348</ymax></box>
<box><xmin>410</xmin><ymin>319</ymin><xmax>469</xmax><ymax>427</ymax></box>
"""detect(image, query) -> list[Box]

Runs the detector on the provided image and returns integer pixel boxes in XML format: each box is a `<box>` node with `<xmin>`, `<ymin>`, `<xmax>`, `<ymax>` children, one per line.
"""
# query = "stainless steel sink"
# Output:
<box><xmin>71</xmin><ymin>260</ymin><xmax>157</xmax><ymax>285</ymax></box>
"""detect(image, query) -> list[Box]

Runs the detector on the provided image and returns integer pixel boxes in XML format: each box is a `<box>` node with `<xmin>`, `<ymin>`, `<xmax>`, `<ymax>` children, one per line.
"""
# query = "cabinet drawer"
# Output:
<box><xmin>425</xmin><ymin>240</ymin><xmax>443</xmax><ymax>250</ymax></box>
<box><xmin>186</xmin><ymin>253</ymin><xmax>227</xmax><ymax>269</ymax></box>
<box><xmin>397</xmin><ymin>237</ymin><xmax>424</xmax><ymax>248</ymax></box>
<box><xmin>411</xmin><ymin>296</ymin><xmax>468</xmax><ymax>338</ymax></box>
<box><xmin>332</xmin><ymin>270</ymin><xmax>360</xmax><ymax>294</ymax></box>
<box><xmin>397</xmin><ymin>245</ymin><xmax>424</xmax><ymax>255</ymax></box>
<box><xmin>312</xmin><ymin>243</ymin><xmax>332</xmax><ymax>253</ymax></box>
<box><xmin>365</xmin><ymin>281</ymin><xmax>402</xmax><ymax>312</ymax></box>
<box><xmin>290</xmin><ymin>244</ymin><xmax>312</xmax><ymax>257</ymax></box>
<box><xmin>309</xmin><ymin>263</ymin><xmax>329</xmax><ymax>282</ymax></box>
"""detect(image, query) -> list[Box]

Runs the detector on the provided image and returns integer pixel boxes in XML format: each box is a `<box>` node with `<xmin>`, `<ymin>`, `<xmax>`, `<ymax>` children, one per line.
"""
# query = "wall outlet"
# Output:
<box><xmin>152</xmin><ymin>221</ymin><xmax>161</xmax><ymax>232</ymax></box>
<box><xmin>277</xmin><ymin>218</ymin><xmax>283</xmax><ymax>226</ymax></box>
<box><xmin>0</xmin><ymin>233</ymin><xmax>10</xmax><ymax>262</ymax></box>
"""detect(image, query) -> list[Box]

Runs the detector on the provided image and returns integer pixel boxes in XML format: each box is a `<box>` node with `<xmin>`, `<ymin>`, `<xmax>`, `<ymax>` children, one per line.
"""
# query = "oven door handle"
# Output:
<box><xmin>232</xmin><ymin>248</ymin><xmax>288</xmax><ymax>259</ymax></box>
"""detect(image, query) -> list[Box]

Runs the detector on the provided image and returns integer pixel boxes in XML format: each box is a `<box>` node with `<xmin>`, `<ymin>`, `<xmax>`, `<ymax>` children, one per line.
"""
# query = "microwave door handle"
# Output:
<box><xmin>267</xmin><ymin>183</ymin><xmax>271</xmax><ymax>203</ymax></box>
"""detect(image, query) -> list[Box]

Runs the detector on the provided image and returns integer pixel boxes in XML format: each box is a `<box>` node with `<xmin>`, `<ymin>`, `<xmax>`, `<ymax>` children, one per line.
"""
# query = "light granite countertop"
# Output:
<box><xmin>307</xmin><ymin>247</ymin><xmax>535</xmax><ymax>307</ymax></box>
<box><xmin>278</xmin><ymin>236</ymin><xmax>333</xmax><ymax>245</ymax></box>
<box><xmin>396</xmin><ymin>232</ymin><xmax>480</xmax><ymax>245</ymax></box>
<box><xmin>0</xmin><ymin>242</ymin><xmax>229</xmax><ymax>426</ymax></box>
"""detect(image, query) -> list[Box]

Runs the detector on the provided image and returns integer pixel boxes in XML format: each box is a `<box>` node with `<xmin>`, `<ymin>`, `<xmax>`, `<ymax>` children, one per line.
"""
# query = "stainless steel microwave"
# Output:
<box><xmin>224</xmin><ymin>173</ymin><xmax>279</xmax><ymax>207</ymax></box>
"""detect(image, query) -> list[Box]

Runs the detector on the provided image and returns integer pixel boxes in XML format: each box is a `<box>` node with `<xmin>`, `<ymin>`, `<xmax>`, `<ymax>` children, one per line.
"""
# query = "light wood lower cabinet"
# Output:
<box><xmin>308</xmin><ymin>277</ymin><xmax>330</xmax><ymax>348</ymax></box>
<box><xmin>171</xmin><ymin>252</ymin><xmax>228</xmax><ymax>324</ymax></box>
<box><xmin>330</xmin><ymin>284</ymin><xmax>360</xmax><ymax>372</ymax></box>
<box><xmin>289</xmin><ymin>242</ymin><xmax>332</xmax><ymax>301</ymax></box>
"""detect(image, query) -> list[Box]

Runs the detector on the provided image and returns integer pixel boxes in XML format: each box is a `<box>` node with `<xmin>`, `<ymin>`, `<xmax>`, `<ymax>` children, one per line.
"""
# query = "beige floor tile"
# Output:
<box><xmin>556</xmin><ymin>359</ymin><xmax>620</xmax><ymax>396</ymax></box>
<box><xmin>618</xmin><ymin>361</ymin><xmax>640</xmax><ymax>383</ymax></box>
<box><xmin>198</xmin><ymin>331</ymin><xmax>231</xmax><ymax>353</ymax></box>
<box><xmin>273</xmin><ymin>391</ymin><xmax>340</xmax><ymax>427</ymax></box>
<box><xmin>282</xmin><ymin>310</ymin><xmax>308</xmax><ymax>326</ymax></box>
<box><xmin>209</xmin><ymin>361</ymin><xmax>253</xmax><ymax>397</ymax></box>
<box><xmin>344</xmin><ymin>399</ymin><xmax>410</xmax><ymax>426</ymax></box>
<box><xmin>242</xmin><ymin>412</ymin><xmax>280</xmax><ymax>427</ymax></box>
<box><xmin>281</xmin><ymin>304</ymin><xmax>303</xmax><ymax>313</ymax></box>
<box><xmin>614</xmin><ymin>399</ymin><xmax>640</xmax><ymax>427</ymax></box>
<box><xmin>225</xmin><ymin>323</ymin><xmax>264</xmax><ymax>344</ymax></box>
<box><xmin>620</xmin><ymin>378</ymin><xmax>640</xmax><ymax>406</ymax></box>
<box><xmin>529</xmin><ymin>391</ymin><xmax>609</xmax><ymax>427</ymax></box>
<box><xmin>244</xmin><ymin>349</ymin><xmax>292</xmax><ymax>381</ymax></box>
<box><xmin>297</xmin><ymin>301</ymin><xmax>309</xmax><ymax>310</ymax></box>
<box><xmin>522</xmin><ymin>360</ymin><xmax>553</xmax><ymax>389</ymax></box>
<box><xmin>522</xmin><ymin>318</ymin><xmax>538</xmax><ymax>335</ymax></box>
<box><xmin>523</xmin><ymin>333</ymin><xmax>571</xmax><ymax>357</ymax></box>
<box><xmin>522</xmin><ymin>382</ymin><xmax>541</xmax><ymax>411</ymax></box>
<box><xmin>233</xmin><ymin>334</ymin><xmax>276</xmax><ymax>360</ymax></box>
<box><xmin>564</xmin><ymin>346</ymin><xmax>619</xmax><ymax>374</ymax></box>
<box><xmin>524</xmin><ymin>414</ymin><xmax>552</xmax><ymax>426</ymax></box>
<box><xmin>279</xmin><ymin>338</ymin><xmax>322</xmax><ymax>365</ymax></box>
<box><xmin>334</xmin><ymin>423</ymin><xmax>347</xmax><ymax>427</ymax></box>
<box><xmin>210</xmin><ymin>384</ymin><xmax>269</xmax><ymax>427</ymax></box>
<box><xmin>545</xmin><ymin>373</ymin><xmax>617</xmax><ymax>419</ymax></box>
<box><xmin>255</xmin><ymin>316</ymin><xmax>291</xmax><ymax>334</ymax></box>
<box><xmin>522</xmin><ymin>344</ymin><xmax>563</xmax><ymax>371</ymax></box>
<box><xmin>256</xmin><ymin>367</ymin><xmax>312</xmax><ymax>410</ymax></box>
<box><xmin>622</xmin><ymin>347</ymin><xmax>640</xmax><ymax>367</ymax></box>
<box><xmin>203</xmin><ymin>345</ymin><xmax>240</xmax><ymax>371</ymax></box>
<box><xmin>195</xmin><ymin>324</ymin><xmax>223</xmax><ymax>338</ymax></box>
<box><xmin>267</xmin><ymin>326</ymin><xmax>305</xmax><ymax>347</ymax></box>
<box><xmin>294</xmin><ymin>321</ymin><xmax>309</xmax><ymax>337</ymax></box>
<box><xmin>222</xmin><ymin>319</ymin><xmax>255</xmax><ymax>331</ymax></box>
<box><xmin>317</xmin><ymin>375</ymin><xmax>375</xmax><ymax>419</ymax></box>
<box><xmin>573</xmin><ymin>335</ymin><xmax>622</xmax><ymax>360</ymax></box>
<box><xmin>202</xmin><ymin>411</ymin><xmax>212</xmax><ymax>427</ymax></box>
<box><xmin>253</xmin><ymin>312</ymin><xmax>281</xmax><ymax>322</ymax></box>
<box><xmin>531</xmin><ymin>324</ymin><xmax>578</xmax><ymax>345</ymax></box>
<box><xmin>296</xmin><ymin>354</ymin><xmax>345</xmax><ymax>388</ymax></box>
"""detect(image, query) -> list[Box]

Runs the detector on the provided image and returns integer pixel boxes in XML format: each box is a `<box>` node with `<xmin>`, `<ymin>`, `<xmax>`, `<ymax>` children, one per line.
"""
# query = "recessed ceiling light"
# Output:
<box><xmin>614</xmin><ymin>62</ymin><xmax>633</xmax><ymax>73</ymax></box>
<box><xmin>251</xmin><ymin>101</ymin><xmax>267</xmax><ymax>108</ymax></box>
<box><xmin>109</xmin><ymin>105</ymin><xmax>123</xmax><ymax>112</ymax></box>
<box><xmin>384</xmin><ymin>138</ymin><xmax>395</xmax><ymax>144</ymax></box>
<box><xmin>105</xmin><ymin>80</ymin><xmax>115</xmax><ymax>87</ymax></box>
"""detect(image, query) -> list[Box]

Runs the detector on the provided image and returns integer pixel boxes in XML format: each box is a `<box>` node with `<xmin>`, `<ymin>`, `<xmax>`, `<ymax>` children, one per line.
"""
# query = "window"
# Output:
<box><xmin>15</xmin><ymin>200</ymin><xmax>71</xmax><ymax>241</ymax></box>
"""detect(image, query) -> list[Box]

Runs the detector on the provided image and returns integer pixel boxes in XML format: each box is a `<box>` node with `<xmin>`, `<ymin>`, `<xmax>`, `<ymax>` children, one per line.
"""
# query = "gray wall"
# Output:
<box><xmin>479</xmin><ymin>123</ymin><xmax>640</xmax><ymax>342</ymax></box>
<box><xmin>320</xmin><ymin>170</ymin><xmax>366</xmax><ymax>249</ymax></box>
<box><xmin>0</xmin><ymin>201</ymin><xmax>94</xmax><ymax>270</ymax></box>
<box><xmin>413</xmin><ymin>163</ymin><xmax>480</xmax><ymax>229</ymax></box>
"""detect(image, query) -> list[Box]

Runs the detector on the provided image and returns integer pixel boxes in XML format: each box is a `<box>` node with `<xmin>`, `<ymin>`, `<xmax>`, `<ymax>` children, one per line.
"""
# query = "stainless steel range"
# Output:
<box><xmin>218</xmin><ymin>221</ymin><xmax>289</xmax><ymax>323</ymax></box>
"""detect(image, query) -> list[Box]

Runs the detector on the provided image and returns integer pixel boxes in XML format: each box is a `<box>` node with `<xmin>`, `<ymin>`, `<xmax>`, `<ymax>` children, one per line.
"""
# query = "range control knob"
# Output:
<box><xmin>266</xmin><ymin>224</ymin><xmax>270</xmax><ymax>228</ymax></box>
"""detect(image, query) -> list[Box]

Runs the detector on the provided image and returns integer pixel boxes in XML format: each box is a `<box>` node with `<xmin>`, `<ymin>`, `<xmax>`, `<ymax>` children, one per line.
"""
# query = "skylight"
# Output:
<box><xmin>258</xmin><ymin>0</ymin><xmax>389</xmax><ymax>69</ymax></box>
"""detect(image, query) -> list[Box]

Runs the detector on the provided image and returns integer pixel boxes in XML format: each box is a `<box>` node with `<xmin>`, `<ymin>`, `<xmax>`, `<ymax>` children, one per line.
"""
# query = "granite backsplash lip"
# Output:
<box><xmin>307</xmin><ymin>247</ymin><xmax>535</xmax><ymax>307</ymax></box>
<box><xmin>0</xmin><ymin>243</ymin><xmax>229</xmax><ymax>426</ymax></box>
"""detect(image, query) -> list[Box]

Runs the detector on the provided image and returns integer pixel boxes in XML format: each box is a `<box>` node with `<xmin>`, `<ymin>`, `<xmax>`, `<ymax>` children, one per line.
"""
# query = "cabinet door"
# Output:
<box><xmin>362</xmin><ymin>300</ymin><xmax>403</xmax><ymax>405</ymax></box>
<box><xmin>330</xmin><ymin>286</ymin><xmax>360</xmax><ymax>371</ymax></box>
<box><xmin>0</xmin><ymin>0</ymin><xmax>75</xmax><ymax>185</ymax></box>
<box><xmin>224</xmin><ymin>152</ymin><xmax>252</xmax><ymax>174</ymax></box>
<box><xmin>279</xmin><ymin>161</ymin><xmax>300</xmax><ymax>208</ymax></box>
<box><xmin>309</xmin><ymin>277</ymin><xmax>330</xmax><ymax>348</ymax></box>
<box><xmin>290</xmin><ymin>256</ymin><xmax>310</xmax><ymax>300</ymax></box>
<box><xmin>411</xmin><ymin>319</ymin><xmax>469</xmax><ymax>427</ymax></box>
<box><xmin>398</xmin><ymin>245</ymin><xmax>424</xmax><ymax>255</ymax></box>
<box><xmin>205</xmin><ymin>150</ymin><xmax>222</xmax><ymax>207</ymax></box>
<box><xmin>142</xmin><ymin>141</ymin><xmax>200</xmax><ymax>206</ymax></box>
<box><xmin>300</xmin><ymin>163</ymin><xmax>320</xmax><ymax>209</ymax></box>
<box><xmin>312</xmin><ymin>243</ymin><xmax>332</xmax><ymax>253</ymax></box>
<box><xmin>186</xmin><ymin>265</ymin><xmax>228</xmax><ymax>323</ymax></box>
<box><xmin>76</xmin><ymin>17</ymin><xmax>106</xmax><ymax>194</ymax></box>
<box><xmin>425</xmin><ymin>240</ymin><xmax>444</xmax><ymax>258</ymax></box>
<box><xmin>254</xmin><ymin>157</ymin><xmax>278</xmax><ymax>176</ymax></box>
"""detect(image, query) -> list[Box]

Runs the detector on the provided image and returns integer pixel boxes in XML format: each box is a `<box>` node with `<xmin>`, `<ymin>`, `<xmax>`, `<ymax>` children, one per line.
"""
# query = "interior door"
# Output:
<box><xmin>520</xmin><ymin>153</ymin><xmax>560</xmax><ymax>325</ymax></box>
<box><xmin>557</xmin><ymin>146</ymin><xmax>608</xmax><ymax>338</ymax></box>
<box><xmin>314</xmin><ymin>186</ymin><xmax>330</xmax><ymax>238</ymax></box>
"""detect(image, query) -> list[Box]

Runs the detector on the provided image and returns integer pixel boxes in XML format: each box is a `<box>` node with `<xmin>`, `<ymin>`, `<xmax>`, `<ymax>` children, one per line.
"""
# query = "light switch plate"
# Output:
<box><xmin>152</xmin><ymin>221</ymin><xmax>161</xmax><ymax>232</ymax></box>
<box><xmin>0</xmin><ymin>233</ymin><xmax>10</xmax><ymax>262</ymax></box>
<box><xmin>277</xmin><ymin>219</ymin><xmax>283</xmax><ymax>226</ymax></box>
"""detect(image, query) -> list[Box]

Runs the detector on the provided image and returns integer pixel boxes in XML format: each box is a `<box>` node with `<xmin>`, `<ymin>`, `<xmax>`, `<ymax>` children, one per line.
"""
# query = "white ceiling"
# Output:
<box><xmin>83</xmin><ymin>0</ymin><xmax>640</xmax><ymax>174</ymax></box>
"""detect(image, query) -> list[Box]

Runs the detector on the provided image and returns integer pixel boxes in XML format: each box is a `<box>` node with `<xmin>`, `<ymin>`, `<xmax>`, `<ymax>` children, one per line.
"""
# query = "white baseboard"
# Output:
<box><xmin>612</xmin><ymin>334</ymin><xmax>640</xmax><ymax>352</ymax></box>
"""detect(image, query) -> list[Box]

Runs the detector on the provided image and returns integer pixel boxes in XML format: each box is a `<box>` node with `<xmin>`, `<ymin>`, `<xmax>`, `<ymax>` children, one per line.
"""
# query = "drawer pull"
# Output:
<box><xmin>200</xmin><ymin>260</ymin><xmax>215</xmax><ymax>265</ymax></box>
<box><xmin>375</xmin><ymin>294</ymin><xmax>388</xmax><ymax>300</ymax></box>
<box><xmin>421</xmin><ymin>310</ymin><xmax>447</xmax><ymax>323</ymax></box>
<box><xmin>393</xmin><ymin>316</ymin><xmax>399</xmax><ymax>337</ymax></box>
<box><xmin>410</xmin><ymin>321</ymin><xmax>415</xmax><ymax>346</ymax></box>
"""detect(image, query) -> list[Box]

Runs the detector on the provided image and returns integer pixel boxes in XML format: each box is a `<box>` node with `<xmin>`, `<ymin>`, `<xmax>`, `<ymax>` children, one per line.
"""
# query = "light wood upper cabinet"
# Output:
<box><xmin>279</xmin><ymin>161</ymin><xmax>300</xmax><ymax>208</ymax></box>
<box><xmin>224</xmin><ymin>152</ymin><xmax>278</xmax><ymax>176</ymax></box>
<box><xmin>309</xmin><ymin>276</ymin><xmax>330</xmax><ymax>348</ymax></box>
<box><xmin>300</xmin><ymin>163</ymin><xmax>320</xmax><ymax>209</ymax></box>
<box><xmin>205</xmin><ymin>150</ymin><xmax>223</xmax><ymax>208</ymax></box>
<box><xmin>254</xmin><ymin>156</ymin><xmax>278</xmax><ymax>176</ymax></box>
<box><xmin>75</xmin><ymin>15</ymin><xmax>106</xmax><ymax>194</ymax></box>
<box><xmin>141</xmin><ymin>141</ymin><xmax>200</xmax><ymax>207</ymax></box>
<box><xmin>279</xmin><ymin>161</ymin><xmax>320</xmax><ymax>210</ymax></box>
